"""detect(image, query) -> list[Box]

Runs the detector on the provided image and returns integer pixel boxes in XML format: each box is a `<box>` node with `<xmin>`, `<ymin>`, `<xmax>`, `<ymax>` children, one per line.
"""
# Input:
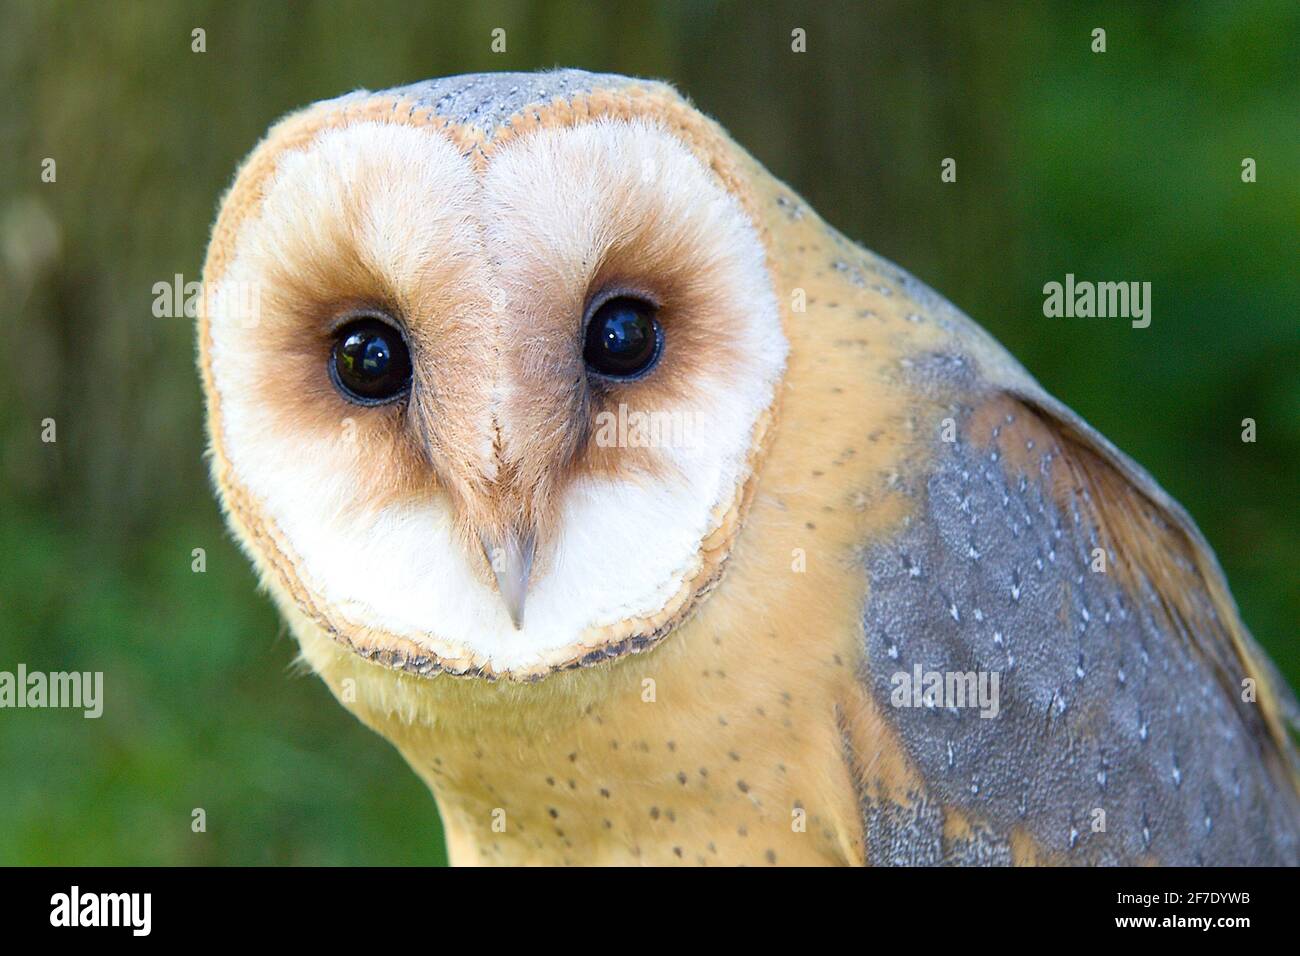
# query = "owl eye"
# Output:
<box><xmin>329</xmin><ymin>316</ymin><xmax>412</xmax><ymax>404</ymax></box>
<box><xmin>583</xmin><ymin>296</ymin><xmax>663</xmax><ymax>379</ymax></box>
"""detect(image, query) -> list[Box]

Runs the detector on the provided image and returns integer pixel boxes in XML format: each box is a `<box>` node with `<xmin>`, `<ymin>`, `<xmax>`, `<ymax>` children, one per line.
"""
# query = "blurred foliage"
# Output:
<box><xmin>0</xmin><ymin>0</ymin><xmax>1295</xmax><ymax>865</ymax></box>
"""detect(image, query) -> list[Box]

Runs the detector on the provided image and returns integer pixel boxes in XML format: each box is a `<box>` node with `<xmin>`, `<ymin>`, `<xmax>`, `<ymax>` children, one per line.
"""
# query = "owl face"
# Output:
<box><xmin>202</xmin><ymin>76</ymin><xmax>787</xmax><ymax>678</ymax></box>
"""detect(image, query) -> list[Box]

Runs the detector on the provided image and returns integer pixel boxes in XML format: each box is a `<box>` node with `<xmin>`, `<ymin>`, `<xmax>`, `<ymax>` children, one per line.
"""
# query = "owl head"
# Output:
<box><xmin>200</xmin><ymin>71</ymin><xmax>787</xmax><ymax>679</ymax></box>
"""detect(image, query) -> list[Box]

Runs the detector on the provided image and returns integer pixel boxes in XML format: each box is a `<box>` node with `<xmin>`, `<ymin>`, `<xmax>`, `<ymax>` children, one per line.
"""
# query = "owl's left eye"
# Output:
<box><xmin>329</xmin><ymin>316</ymin><xmax>412</xmax><ymax>404</ymax></box>
<box><xmin>583</xmin><ymin>296</ymin><xmax>663</xmax><ymax>379</ymax></box>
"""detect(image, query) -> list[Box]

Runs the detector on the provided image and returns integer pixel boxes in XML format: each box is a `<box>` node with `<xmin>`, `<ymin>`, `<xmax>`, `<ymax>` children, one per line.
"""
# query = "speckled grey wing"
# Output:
<box><xmin>854</xmin><ymin>251</ymin><xmax>1300</xmax><ymax>866</ymax></box>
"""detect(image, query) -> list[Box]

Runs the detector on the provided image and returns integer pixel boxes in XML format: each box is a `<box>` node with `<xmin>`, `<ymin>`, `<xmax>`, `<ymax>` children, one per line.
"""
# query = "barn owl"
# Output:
<box><xmin>199</xmin><ymin>70</ymin><xmax>1300</xmax><ymax>866</ymax></box>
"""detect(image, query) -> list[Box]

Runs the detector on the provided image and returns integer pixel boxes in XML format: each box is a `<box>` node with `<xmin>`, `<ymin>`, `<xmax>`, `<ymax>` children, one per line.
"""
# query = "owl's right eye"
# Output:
<box><xmin>329</xmin><ymin>316</ymin><xmax>412</xmax><ymax>404</ymax></box>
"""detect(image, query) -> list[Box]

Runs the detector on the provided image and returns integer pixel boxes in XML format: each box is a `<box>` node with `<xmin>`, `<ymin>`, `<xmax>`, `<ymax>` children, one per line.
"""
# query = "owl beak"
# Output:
<box><xmin>479</xmin><ymin>529</ymin><xmax>535</xmax><ymax>630</ymax></box>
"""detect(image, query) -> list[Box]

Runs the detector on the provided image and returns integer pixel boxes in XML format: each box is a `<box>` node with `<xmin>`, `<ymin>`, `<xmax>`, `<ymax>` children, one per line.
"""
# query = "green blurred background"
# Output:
<box><xmin>0</xmin><ymin>1</ymin><xmax>1295</xmax><ymax>865</ymax></box>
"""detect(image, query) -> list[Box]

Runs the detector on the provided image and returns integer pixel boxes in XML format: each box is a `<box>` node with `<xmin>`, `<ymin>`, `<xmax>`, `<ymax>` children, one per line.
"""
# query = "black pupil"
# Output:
<box><xmin>332</xmin><ymin>318</ymin><xmax>411</xmax><ymax>402</ymax></box>
<box><xmin>583</xmin><ymin>298</ymin><xmax>660</xmax><ymax>377</ymax></box>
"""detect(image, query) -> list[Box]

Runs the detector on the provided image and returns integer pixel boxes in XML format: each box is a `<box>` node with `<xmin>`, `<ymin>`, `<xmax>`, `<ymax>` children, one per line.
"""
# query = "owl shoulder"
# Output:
<box><xmin>841</xmin><ymin>252</ymin><xmax>1300</xmax><ymax>864</ymax></box>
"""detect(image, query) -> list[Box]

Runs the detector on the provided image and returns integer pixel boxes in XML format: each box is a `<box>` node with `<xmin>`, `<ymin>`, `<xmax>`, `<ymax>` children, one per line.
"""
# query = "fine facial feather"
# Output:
<box><xmin>203</xmin><ymin>99</ymin><xmax>786</xmax><ymax>675</ymax></box>
<box><xmin>201</xmin><ymin>70</ymin><xmax>1299</xmax><ymax>865</ymax></box>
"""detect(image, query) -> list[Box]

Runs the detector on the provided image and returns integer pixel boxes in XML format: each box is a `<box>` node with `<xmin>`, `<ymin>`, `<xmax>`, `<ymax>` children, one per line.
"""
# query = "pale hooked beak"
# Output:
<box><xmin>479</xmin><ymin>530</ymin><xmax>536</xmax><ymax>630</ymax></box>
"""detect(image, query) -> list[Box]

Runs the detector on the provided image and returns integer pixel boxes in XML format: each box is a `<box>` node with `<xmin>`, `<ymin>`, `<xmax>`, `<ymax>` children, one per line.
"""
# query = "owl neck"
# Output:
<box><xmin>293</xmin><ymin>612</ymin><xmax>861</xmax><ymax>866</ymax></box>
